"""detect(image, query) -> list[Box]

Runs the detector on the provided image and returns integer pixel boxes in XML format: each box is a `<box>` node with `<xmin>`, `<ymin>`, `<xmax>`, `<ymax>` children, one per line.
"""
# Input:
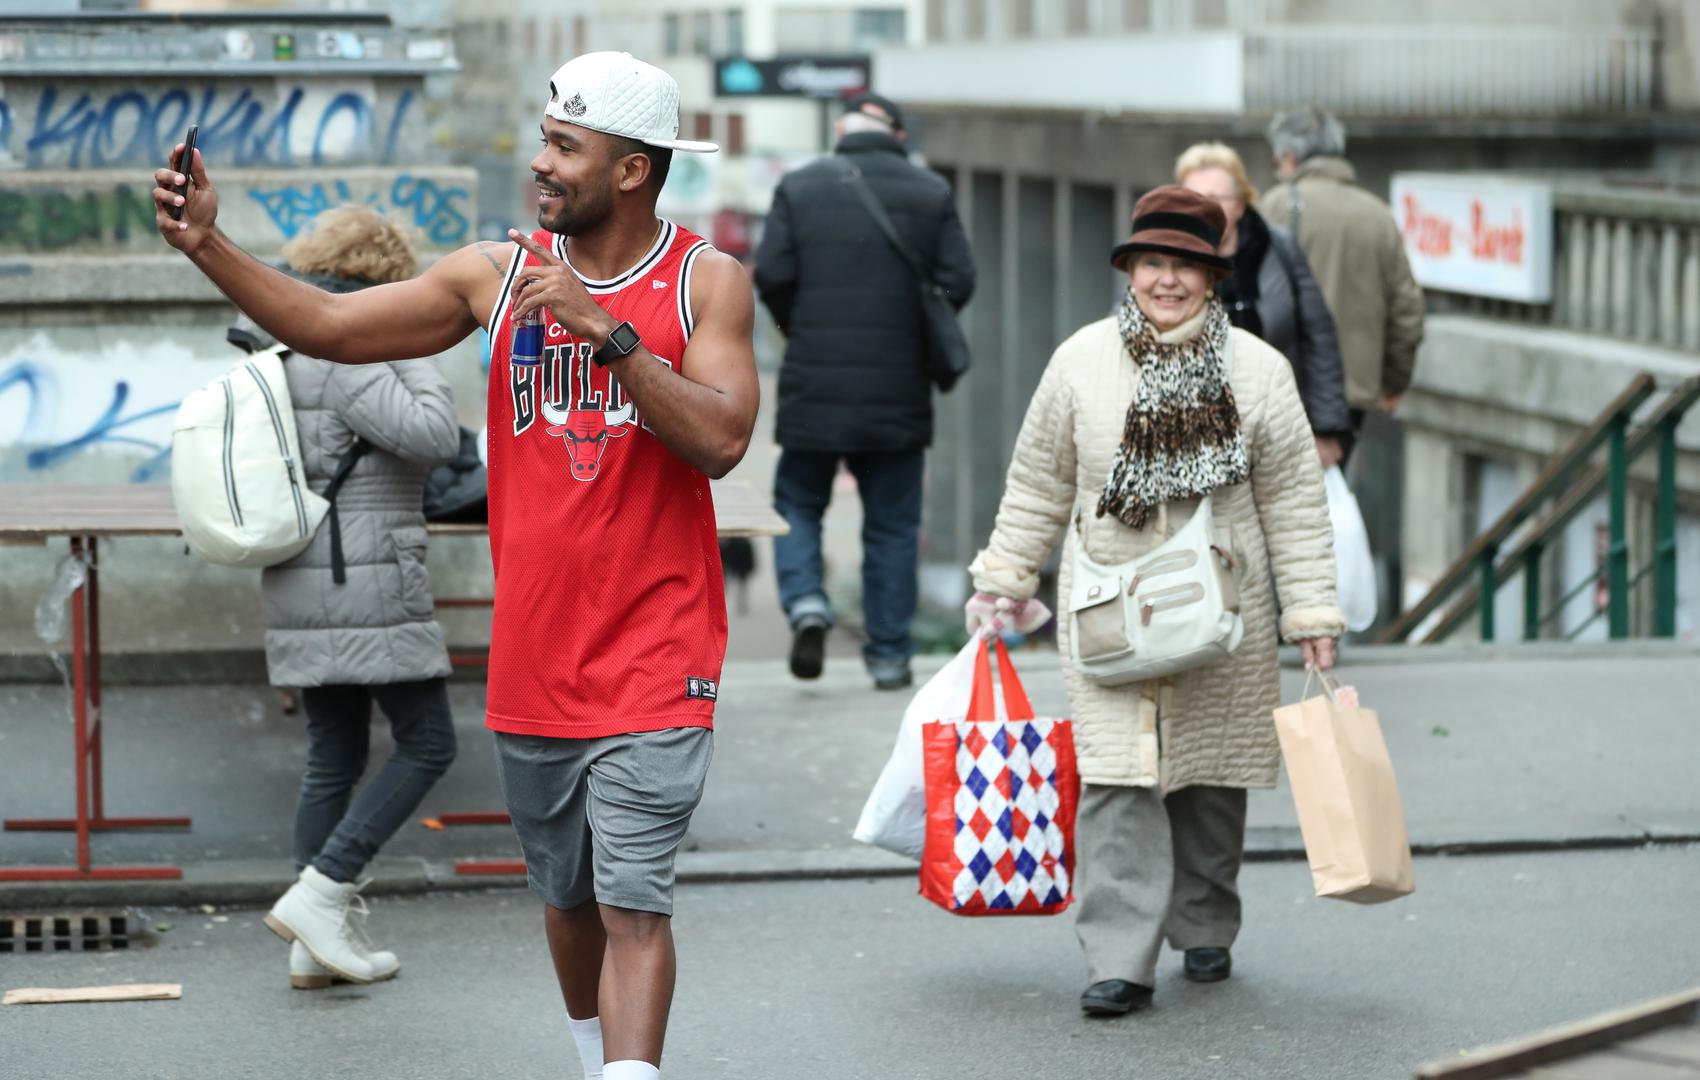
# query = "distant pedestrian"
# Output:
<box><xmin>967</xmin><ymin>188</ymin><xmax>1344</xmax><ymax>1017</ymax></box>
<box><xmin>1175</xmin><ymin>142</ymin><xmax>1352</xmax><ymax>468</ymax></box>
<box><xmin>238</xmin><ymin>206</ymin><xmax>462</xmax><ymax>991</ymax></box>
<box><xmin>1260</xmin><ymin>110</ymin><xmax>1425</xmax><ymax>426</ymax></box>
<box><xmin>755</xmin><ymin>91</ymin><xmax>976</xmax><ymax>690</ymax></box>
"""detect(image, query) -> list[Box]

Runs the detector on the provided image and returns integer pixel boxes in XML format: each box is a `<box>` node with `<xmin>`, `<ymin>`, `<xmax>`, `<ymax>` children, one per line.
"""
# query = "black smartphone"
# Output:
<box><xmin>169</xmin><ymin>124</ymin><xmax>199</xmax><ymax>222</ymax></box>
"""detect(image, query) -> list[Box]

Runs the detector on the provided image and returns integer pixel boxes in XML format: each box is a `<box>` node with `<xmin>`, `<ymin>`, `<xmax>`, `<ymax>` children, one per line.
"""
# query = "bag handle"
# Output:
<box><xmin>965</xmin><ymin>636</ymin><xmax>1037</xmax><ymax>723</ymax></box>
<box><xmin>1300</xmin><ymin>667</ymin><xmax>1346</xmax><ymax>703</ymax></box>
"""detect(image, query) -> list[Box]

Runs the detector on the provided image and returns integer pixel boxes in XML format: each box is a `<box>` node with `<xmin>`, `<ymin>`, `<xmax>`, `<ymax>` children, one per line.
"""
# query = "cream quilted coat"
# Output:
<box><xmin>970</xmin><ymin>310</ymin><xmax>1344</xmax><ymax>791</ymax></box>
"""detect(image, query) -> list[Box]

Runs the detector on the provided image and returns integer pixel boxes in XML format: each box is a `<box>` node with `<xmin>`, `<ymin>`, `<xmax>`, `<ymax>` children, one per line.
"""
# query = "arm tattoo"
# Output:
<box><xmin>476</xmin><ymin>242</ymin><xmax>507</xmax><ymax>275</ymax></box>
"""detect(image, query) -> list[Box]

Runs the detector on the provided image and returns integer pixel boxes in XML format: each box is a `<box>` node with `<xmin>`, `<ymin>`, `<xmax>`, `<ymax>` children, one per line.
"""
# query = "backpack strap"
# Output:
<box><xmin>321</xmin><ymin>438</ymin><xmax>373</xmax><ymax>585</ymax></box>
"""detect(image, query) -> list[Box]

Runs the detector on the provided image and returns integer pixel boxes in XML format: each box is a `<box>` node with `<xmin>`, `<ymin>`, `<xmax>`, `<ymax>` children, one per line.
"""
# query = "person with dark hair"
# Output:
<box><xmin>755</xmin><ymin>90</ymin><xmax>977</xmax><ymax>691</ymax></box>
<box><xmin>155</xmin><ymin>50</ymin><xmax>757</xmax><ymax>1080</ymax></box>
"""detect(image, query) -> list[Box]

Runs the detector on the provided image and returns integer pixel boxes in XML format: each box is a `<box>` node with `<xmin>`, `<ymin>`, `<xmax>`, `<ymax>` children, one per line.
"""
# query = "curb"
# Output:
<box><xmin>3</xmin><ymin>832</ymin><xmax>1694</xmax><ymax>912</ymax></box>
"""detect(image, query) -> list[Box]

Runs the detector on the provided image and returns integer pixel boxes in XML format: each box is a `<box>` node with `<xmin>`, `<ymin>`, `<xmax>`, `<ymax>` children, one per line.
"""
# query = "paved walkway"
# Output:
<box><xmin>2</xmin><ymin>643</ymin><xmax>1697</xmax><ymax>906</ymax></box>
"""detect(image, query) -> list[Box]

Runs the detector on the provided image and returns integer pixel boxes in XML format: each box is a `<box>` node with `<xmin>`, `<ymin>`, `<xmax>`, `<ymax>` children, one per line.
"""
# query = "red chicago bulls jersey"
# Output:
<box><xmin>483</xmin><ymin>220</ymin><xmax>725</xmax><ymax>739</ymax></box>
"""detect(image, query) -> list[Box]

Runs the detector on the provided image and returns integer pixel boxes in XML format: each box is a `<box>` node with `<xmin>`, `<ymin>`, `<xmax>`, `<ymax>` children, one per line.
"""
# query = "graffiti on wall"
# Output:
<box><xmin>0</xmin><ymin>171</ymin><xmax>471</xmax><ymax>253</ymax></box>
<box><xmin>1</xmin><ymin>83</ymin><xmax>414</xmax><ymax>169</ymax></box>
<box><xmin>247</xmin><ymin>173</ymin><xmax>470</xmax><ymax>244</ymax></box>
<box><xmin>0</xmin><ymin>349</ymin><xmax>204</xmax><ymax>484</ymax></box>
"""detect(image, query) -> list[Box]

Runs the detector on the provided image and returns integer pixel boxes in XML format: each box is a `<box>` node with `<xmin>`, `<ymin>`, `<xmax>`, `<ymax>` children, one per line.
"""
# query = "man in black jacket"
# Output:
<box><xmin>755</xmin><ymin>93</ymin><xmax>975</xmax><ymax>690</ymax></box>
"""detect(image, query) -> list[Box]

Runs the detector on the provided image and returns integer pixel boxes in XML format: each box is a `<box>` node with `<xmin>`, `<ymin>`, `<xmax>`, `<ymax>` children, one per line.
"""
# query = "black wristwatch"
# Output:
<box><xmin>592</xmin><ymin>321</ymin><xmax>641</xmax><ymax>367</ymax></box>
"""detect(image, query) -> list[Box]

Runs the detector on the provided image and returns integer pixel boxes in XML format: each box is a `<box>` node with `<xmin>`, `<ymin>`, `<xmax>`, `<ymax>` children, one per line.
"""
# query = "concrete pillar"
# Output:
<box><xmin>1610</xmin><ymin>218</ymin><xmax>1633</xmax><ymax>338</ymax></box>
<box><xmin>1400</xmin><ymin>427</ymin><xmax>1457</xmax><ymax>600</ymax></box>
<box><xmin>1634</xmin><ymin>222</ymin><xmax>1659</xmax><ymax>343</ymax></box>
<box><xmin>1588</xmin><ymin>216</ymin><xmax>1612</xmax><ymax>333</ymax></box>
<box><xmin>1564</xmin><ymin>212</ymin><xmax>1590</xmax><ymax>330</ymax></box>
<box><xmin>1054</xmin><ymin>180</ymin><xmax>1074</xmax><ymax>344</ymax></box>
<box><xmin>1659</xmin><ymin>224</ymin><xmax>1681</xmax><ymax>347</ymax></box>
<box><xmin>952</xmin><ymin>162</ymin><xmax>976</xmax><ymax>568</ymax></box>
<box><xmin>1684</xmin><ymin>228</ymin><xmax>1700</xmax><ymax>351</ymax></box>
<box><xmin>1001</xmin><ymin>169</ymin><xmax>1021</xmax><ymax>455</ymax></box>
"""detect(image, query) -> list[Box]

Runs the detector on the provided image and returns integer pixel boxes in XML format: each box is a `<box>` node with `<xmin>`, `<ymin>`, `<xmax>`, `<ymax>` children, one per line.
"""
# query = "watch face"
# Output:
<box><xmin>612</xmin><ymin>323</ymin><xmax>640</xmax><ymax>354</ymax></box>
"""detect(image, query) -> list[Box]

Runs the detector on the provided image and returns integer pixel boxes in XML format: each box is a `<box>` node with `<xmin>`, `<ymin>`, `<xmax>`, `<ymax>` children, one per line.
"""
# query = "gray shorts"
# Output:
<box><xmin>493</xmin><ymin>726</ymin><xmax>712</xmax><ymax>916</ymax></box>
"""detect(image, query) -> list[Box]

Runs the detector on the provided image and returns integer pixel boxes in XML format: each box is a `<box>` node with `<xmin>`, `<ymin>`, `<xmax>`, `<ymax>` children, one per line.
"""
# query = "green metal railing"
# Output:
<box><xmin>1381</xmin><ymin>373</ymin><xmax>1699</xmax><ymax>644</ymax></box>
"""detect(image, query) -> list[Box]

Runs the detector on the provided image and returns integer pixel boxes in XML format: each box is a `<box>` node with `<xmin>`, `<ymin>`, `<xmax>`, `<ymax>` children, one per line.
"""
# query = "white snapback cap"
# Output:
<box><xmin>544</xmin><ymin>51</ymin><xmax>718</xmax><ymax>154</ymax></box>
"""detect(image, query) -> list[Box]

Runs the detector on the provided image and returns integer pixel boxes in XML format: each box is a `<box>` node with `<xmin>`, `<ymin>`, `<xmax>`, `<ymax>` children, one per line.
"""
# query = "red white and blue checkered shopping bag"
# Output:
<box><xmin>920</xmin><ymin>638</ymin><xmax>1079</xmax><ymax>916</ymax></box>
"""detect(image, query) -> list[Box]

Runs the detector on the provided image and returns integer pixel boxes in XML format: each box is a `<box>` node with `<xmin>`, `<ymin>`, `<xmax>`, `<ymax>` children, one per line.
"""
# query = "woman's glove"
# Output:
<box><xmin>964</xmin><ymin>593</ymin><xmax>1052</xmax><ymax>638</ymax></box>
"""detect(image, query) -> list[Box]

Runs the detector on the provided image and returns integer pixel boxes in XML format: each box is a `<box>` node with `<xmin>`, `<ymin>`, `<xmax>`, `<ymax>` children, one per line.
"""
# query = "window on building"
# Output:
<box><xmin>1064</xmin><ymin>0</ymin><xmax>1090</xmax><ymax>34</ymax></box>
<box><xmin>693</xmin><ymin>111</ymin><xmax>714</xmax><ymax>142</ymax></box>
<box><xmin>853</xmin><ymin>9</ymin><xmax>908</xmax><ymax>47</ymax></box>
<box><xmin>689</xmin><ymin>11</ymin><xmax>714</xmax><ymax>55</ymax></box>
<box><xmin>963</xmin><ymin>0</ymin><xmax>987</xmax><ymax>41</ymax></box>
<box><xmin>1009</xmin><ymin>0</ymin><xmax>1036</xmax><ymax>38</ymax></box>
<box><xmin>725</xmin><ymin>8</ymin><xmax>745</xmax><ymax>54</ymax></box>
<box><xmin>727</xmin><ymin>112</ymin><xmax>746</xmax><ymax>155</ymax></box>
<box><xmin>663</xmin><ymin>12</ymin><xmax>681</xmax><ymax>55</ymax></box>
<box><xmin>927</xmin><ymin>0</ymin><xmax>949</xmax><ymax>41</ymax></box>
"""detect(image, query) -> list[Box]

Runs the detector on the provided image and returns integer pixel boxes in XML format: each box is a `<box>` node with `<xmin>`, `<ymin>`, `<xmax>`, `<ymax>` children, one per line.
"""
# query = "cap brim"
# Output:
<box><xmin>1110</xmin><ymin>240</ymin><xmax>1233</xmax><ymax>276</ymax></box>
<box><xmin>644</xmin><ymin>137</ymin><xmax>719</xmax><ymax>154</ymax></box>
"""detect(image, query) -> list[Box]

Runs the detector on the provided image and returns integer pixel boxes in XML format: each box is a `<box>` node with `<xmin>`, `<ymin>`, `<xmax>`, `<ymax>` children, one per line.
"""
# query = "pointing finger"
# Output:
<box><xmin>507</xmin><ymin>228</ymin><xmax>560</xmax><ymax>265</ymax></box>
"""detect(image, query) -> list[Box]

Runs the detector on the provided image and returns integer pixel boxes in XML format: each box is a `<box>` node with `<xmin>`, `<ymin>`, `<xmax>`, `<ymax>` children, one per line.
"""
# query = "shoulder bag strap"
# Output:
<box><xmin>321</xmin><ymin>437</ymin><xmax>373</xmax><ymax>585</ymax></box>
<box><xmin>832</xmin><ymin>157</ymin><xmax>930</xmax><ymax>282</ymax></box>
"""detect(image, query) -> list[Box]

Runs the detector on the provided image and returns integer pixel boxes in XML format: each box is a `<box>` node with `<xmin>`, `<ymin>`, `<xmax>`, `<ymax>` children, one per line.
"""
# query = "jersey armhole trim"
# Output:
<box><xmin>487</xmin><ymin>243</ymin><xmax>525</xmax><ymax>339</ymax></box>
<box><xmin>677</xmin><ymin>241</ymin><xmax>712</xmax><ymax>341</ymax></box>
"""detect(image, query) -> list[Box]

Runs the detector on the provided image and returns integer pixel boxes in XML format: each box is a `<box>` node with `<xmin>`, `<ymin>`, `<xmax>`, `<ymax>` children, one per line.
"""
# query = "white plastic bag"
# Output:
<box><xmin>1325</xmin><ymin>466</ymin><xmax>1378</xmax><ymax>632</ymax></box>
<box><xmin>852</xmin><ymin>637</ymin><xmax>981</xmax><ymax>859</ymax></box>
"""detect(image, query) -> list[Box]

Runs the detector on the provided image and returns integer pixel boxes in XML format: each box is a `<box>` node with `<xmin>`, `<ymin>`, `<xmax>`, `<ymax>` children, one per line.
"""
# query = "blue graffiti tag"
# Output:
<box><xmin>2</xmin><ymin>361</ymin><xmax>177</xmax><ymax>483</ymax></box>
<box><xmin>13</xmin><ymin>84</ymin><xmax>387</xmax><ymax>169</ymax></box>
<box><xmin>246</xmin><ymin>173</ymin><xmax>470</xmax><ymax>245</ymax></box>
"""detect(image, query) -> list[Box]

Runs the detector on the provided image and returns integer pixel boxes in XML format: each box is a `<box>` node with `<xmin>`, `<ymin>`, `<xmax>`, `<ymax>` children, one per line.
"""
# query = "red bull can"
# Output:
<box><xmin>511</xmin><ymin>307</ymin><xmax>544</xmax><ymax>366</ymax></box>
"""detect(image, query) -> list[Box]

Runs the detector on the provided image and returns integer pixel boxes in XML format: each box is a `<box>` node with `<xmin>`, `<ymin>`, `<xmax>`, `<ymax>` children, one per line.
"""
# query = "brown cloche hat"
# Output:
<box><xmin>1110</xmin><ymin>185</ymin><xmax>1233</xmax><ymax>278</ymax></box>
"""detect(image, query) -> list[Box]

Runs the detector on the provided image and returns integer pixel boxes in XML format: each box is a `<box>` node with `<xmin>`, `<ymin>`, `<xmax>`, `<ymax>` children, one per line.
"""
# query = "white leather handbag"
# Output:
<box><xmin>1065</xmin><ymin>494</ymin><xmax>1244</xmax><ymax>686</ymax></box>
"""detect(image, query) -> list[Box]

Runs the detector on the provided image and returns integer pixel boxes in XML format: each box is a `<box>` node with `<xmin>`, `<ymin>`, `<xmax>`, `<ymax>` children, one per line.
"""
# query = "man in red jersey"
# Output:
<box><xmin>153</xmin><ymin>52</ymin><xmax>757</xmax><ymax>1080</ymax></box>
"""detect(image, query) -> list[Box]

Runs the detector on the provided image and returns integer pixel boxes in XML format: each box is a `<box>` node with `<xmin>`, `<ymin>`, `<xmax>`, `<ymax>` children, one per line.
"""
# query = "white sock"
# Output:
<box><xmin>602</xmin><ymin>1062</ymin><xmax>659</xmax><ymax>1080</ymax></box>
<box><xmin>567</xmin><ymin>1015</ymin><xmax>604</xmax><ymax>1080</ymax></box>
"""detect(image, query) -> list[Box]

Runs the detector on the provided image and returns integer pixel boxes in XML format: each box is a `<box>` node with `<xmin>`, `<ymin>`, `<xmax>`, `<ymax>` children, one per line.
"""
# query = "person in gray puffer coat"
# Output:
<box><xmin>1177</xmin><ymin>143</ymin><xmax>1353</xmax><ymax>469</ymax></box>
<box><xmin>236</xmin><ymin>206</ymin><xmax>460</xmax><ymax>990</ymax></box>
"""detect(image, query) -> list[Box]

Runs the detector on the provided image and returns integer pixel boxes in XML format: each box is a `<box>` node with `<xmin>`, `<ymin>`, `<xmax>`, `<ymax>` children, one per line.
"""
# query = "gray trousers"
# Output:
<box><xmin>1075</xmin><ymin>783</ymin><xmax>1248</xmax><ymax>987</ymax></box>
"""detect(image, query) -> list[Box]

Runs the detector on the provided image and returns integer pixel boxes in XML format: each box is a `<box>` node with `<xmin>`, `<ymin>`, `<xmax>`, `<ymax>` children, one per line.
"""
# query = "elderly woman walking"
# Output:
<box><xmin>1175</xmin><ymin>142</ymin><xmax>1352</xmax><ymax>469</ymax></box>
<box><xmin>966</xmin><ymin>188</ymin><xmax>1344</xmax><ymax>1017</ymax></box>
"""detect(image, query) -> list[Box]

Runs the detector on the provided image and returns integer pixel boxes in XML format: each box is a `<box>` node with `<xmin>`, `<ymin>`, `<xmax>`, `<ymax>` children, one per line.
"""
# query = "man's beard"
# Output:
<box><xmin>537</xmin><ymin>179</ymin><xmax>613</xmax><ymax>236</ymax></box>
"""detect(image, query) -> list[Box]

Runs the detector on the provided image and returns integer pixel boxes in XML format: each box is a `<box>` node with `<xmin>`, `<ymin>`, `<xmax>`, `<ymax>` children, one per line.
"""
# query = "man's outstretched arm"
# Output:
<box><xmin>153</xmin><ymin>143</ymin><xmax>498</xmax><ymax>364</ymax></box>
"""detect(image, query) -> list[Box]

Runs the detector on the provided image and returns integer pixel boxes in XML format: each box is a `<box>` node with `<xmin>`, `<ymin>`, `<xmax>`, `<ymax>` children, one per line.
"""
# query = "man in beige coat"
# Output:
<box><xmin>1260</xmin><ymin>109</ymin><xmax>1425</xmax><ymax>424</ymax></box>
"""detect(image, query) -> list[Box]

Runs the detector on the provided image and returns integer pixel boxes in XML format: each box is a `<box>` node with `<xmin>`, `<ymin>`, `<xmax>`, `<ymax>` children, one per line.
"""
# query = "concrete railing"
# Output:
<box><xmin>1244</xmin><ymin>26</ymin><xmax>1657</xmax><ymax>116</ymax></box>
<box><xmin>1432</xmin><ymin>185</ymin><xmax>1700</xmax><ymax>354</ymax></box>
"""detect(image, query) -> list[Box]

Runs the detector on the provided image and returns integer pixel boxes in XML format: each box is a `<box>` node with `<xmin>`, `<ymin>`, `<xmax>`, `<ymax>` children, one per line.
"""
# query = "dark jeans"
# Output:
<box><xmin>294</xmin><ymin>678</ymin><xmax>458</xmax><ymax>884</ymax></box>
<box><xmin>772</xmin><ymin>448</ymin><xmax>925</xmax><ymax>670</ymax></box>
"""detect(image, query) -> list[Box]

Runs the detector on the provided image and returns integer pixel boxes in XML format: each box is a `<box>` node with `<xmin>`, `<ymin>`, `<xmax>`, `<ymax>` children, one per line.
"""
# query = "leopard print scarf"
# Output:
<box><xmin>1095</xmin><ymin>288</ymin><xmax>1249</xmax><ymax>530</ymax></box>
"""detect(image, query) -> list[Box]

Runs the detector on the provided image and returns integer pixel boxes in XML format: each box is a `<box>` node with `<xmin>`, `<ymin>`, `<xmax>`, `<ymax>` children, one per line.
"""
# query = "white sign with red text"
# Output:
<box><xmin>1390</xmin><ymin>173</ymin><xmax>1553</xmax><ymax>303</ymax></box>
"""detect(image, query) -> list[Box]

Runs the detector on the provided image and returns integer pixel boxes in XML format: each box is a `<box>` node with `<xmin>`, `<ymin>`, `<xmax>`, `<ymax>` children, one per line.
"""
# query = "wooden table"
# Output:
<box><xmin>1416</xmin><ymin>988</ymin><xmax>1700</xmax><ymax>1079</ymax></box>
<box><xmin>0</xmin><ymin>482</ymin><xmax>785</xmax><ymax>883</ymax></box>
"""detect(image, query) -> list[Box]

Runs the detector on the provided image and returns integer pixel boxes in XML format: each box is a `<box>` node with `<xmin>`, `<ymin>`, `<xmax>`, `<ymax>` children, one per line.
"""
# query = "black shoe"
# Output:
<box><xmin>871</xmin><ymin>668</ymin><xmax>913</xmax><ymax>691</ymax></box>
<box><xmin>1183</xmin><ymin>947</ymin><xmax>1232</xmax><ymax>983</ymax></box>
<box><xmin>788</xmin><ymin>617</ymin><xmax>827</xmax><ymax>680</ymax></box>
<box><xmin>1080</xmin><ymin>979</ymin><xmax>1153</xmax><ymax>1016</ymax></box>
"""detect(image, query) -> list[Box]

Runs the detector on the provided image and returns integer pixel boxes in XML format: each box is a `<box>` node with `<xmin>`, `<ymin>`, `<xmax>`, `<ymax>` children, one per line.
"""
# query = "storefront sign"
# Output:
<box><xmin>1390</xmin><ymin>173</ymin><xmax>1553</xmax><ymax>303</ymax></box>
<box><xmin>714</xmin><ymin>56</ymin><xmax>870</xmax><ymax>99</ymax></box>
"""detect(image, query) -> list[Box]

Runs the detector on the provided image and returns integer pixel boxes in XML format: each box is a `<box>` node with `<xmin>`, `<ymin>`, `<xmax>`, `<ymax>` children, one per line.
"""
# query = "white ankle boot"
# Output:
<box><xmin>266</xmin><ymin>866</ymin><xmax>399</xmax><ymax>984</ymax></box>
<box><xmin>289</xmin><ymin>939</ymin><xmax>400</xmax><ymax>989</ymax></box>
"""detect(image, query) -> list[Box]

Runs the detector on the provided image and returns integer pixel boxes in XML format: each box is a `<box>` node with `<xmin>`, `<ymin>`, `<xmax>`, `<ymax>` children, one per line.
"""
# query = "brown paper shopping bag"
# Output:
<box><xmin>1273</xmin><ymin>673</ymin><xmax>1414</xmax><ymax>903</ymax></box>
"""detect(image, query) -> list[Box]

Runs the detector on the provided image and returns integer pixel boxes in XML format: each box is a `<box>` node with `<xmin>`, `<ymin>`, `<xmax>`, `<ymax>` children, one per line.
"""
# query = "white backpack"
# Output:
<box><xmin>171</xmin><ymin>345</ymin><xmax>328</xmax><ymax>568</ymax></box>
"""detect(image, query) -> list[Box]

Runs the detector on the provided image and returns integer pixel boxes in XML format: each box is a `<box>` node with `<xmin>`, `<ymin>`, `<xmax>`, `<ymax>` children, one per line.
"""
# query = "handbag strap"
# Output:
<box><xmin>965</xmin><ymin>637</ymin><xmax>1036</xmax><ymax>723</ymax></box>
<box><xmin>832</xmin><ymin>157</ymin><xmax>931</xmax><ymax>283</ymax></box>
<box><xmin>322</xmin><ymin>437</ymin><xmax>373</xmax><ymax>585</ymax></box>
